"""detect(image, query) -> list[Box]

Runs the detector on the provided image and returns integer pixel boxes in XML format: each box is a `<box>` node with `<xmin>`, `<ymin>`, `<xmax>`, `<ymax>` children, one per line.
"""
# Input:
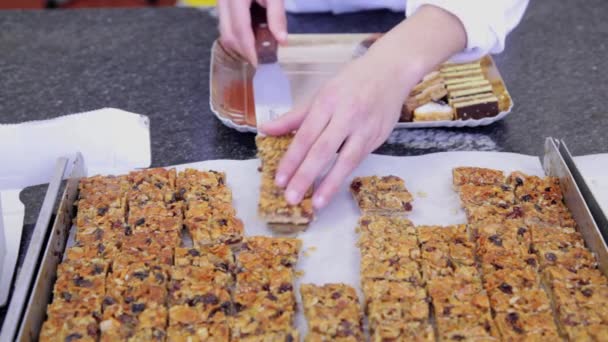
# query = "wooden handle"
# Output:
<box><xmin>250</xmin><ymin>2</ymin><xmax>278</xmax><ymax>64</ymax></box>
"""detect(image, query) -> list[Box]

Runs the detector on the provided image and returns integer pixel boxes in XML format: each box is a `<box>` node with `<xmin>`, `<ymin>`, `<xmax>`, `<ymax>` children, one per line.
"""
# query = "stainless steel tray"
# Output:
<box><xmin>7</xmin><ymin>141</ymin><xmax>608</xmax><ymax>341</ymax></box>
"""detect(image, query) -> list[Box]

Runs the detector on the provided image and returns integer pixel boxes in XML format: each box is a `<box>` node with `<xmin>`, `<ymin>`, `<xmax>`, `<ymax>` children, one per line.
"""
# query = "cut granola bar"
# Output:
<box><xmin>350</xmin><ymin>175</ymin><xmax>413</xmax><ymax>215</ymax></box>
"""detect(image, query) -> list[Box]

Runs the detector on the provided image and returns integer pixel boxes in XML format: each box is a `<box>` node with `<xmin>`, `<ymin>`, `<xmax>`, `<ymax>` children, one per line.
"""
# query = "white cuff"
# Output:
<box><xmin>407</xmin><ymin>0</ymin><xmax>528</xmax><ymax>62</ymax></box>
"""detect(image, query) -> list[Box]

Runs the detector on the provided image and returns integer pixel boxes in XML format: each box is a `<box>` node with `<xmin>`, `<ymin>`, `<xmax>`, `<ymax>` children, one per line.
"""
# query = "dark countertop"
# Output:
<box><xmin>1</xmin><ymin>0</ymin><xmax>607</xmax><ymax>328</ymax></box>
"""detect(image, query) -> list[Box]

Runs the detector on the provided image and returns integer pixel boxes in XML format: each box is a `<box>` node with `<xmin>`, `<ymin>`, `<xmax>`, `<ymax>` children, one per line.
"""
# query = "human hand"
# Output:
<box><xmin>217</xmin><ymin>0</ymin><xmax>288</xmax><ymax>66</ymax></box>
<box><xmin>259</xmin><ymin>51</ymin><xmax>420</xmax><ymax>209</ymax></box>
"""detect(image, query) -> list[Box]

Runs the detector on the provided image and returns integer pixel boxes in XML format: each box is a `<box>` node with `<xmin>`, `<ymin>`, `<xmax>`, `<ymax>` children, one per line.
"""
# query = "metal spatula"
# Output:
<box><xmin>250</xmin><ymin>3</ymin><xmax>293</xmax><ymax>130</ymax></box>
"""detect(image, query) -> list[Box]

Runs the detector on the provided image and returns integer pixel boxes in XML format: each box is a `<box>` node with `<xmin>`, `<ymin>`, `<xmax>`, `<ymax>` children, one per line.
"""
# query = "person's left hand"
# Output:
<box><xmin>260</xmin><ymin>51</ymin><xmax>420</xmax><ymax>209</ymax></box>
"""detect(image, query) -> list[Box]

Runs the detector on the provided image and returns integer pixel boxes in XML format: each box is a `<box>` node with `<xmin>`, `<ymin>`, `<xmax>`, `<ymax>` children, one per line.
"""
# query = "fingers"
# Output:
<box><xmin>274</xmin><ymin>97</ymin><xmax>334</xmax><ymax>188</ymax></box>
<box><xmin>283</xmin><ymin>115</ymin><xmax>350</xmax><ymax>205</ymax></box>
<box><xmin>227</xmin><ymin>1</ymin><xmax>257</xmax><ymax>66</ymax></box>
<box><xmin>265</xmin><ymin>0</ymin><xmax>288</xmax><ymax>44</ymax></box>
<box><xmin>312</xmin><ymin>134</ymin><xmax>369</xmax><ymax>209</ymax></box>
<box><xmin>259</xmin><ymin>105</ymin><xmax>308</xmax><ymax>136</ymax></box>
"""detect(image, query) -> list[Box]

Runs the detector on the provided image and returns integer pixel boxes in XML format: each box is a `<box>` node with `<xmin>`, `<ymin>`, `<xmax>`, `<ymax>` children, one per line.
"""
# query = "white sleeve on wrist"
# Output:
<box><xmin>406</xmin><ymin>0</ymin><xmax>529</xmax><ymax>62</ymax></box>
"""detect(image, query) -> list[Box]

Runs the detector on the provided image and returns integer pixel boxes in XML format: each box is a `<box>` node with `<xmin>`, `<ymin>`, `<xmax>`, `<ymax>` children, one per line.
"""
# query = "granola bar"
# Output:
<box><xmin>230</xmin><ymin>290</ymin><xmax>296</xmax><ymax>339</ymax></box>
<box><xmin>357</xmin><ymin>215</ymin><xmax>416</xmax><ymax>238</ymax></box>
<box><xmin>458</xmin><ymin>183</ymin><xmax>515</xmax><ymax>208</ymax></box>
<box><xmin>185</xmin><ymin>201</ymin><xmax>236</xmax><ymax>220</ymax></box>
<box><xmin>370</xmin><ymin>321</ymin><xmax>435</xmax><ymax>342</ymax></box>
<box><xmin>76</xmin><ymin>200</ymin><xmax>126</xmax><ymax>229</ymax></box>
<box><xmin>166</xmin><ymin>322</ymin><xmax>230</xmax><ymax>342</ymax></box>
<box><xmin>521</xmin><ymin>202</ymin><xmax>577</xmax><ymax>228</ymax></box>
<box><xmin>258</xmin><ymin>172</ymin><xmax>314</xmax><ymax>231</ymax></box>
<box><xmin>238</xmin><ymin>236</ymin><xmax>301</xmax><ymax>268</ymax></box>
<box><xmin>176</xmin><ymin>168</ymin><xmax>228</xmax><ymax>202</ymax></box>
<box><xmin>174</xmin><ymin>246</ymin><xmax>234</xmax><ymax>268</ymax></box>
<box><xmin>39</xmin><ymin>315</ymin><xmax>99</xmax><ymax>342</ymax></box>
<box><xmin>452</xmin><ymin>167</ymin><xmax>505</xmax><ymax>188</ymax></box>
<box><xmin>427</xmin><ymin>276</ymin><xmax>491</xmax><ymax>321</ymax></box>
<box><xmin>479</xmin><ymin>249</ymin><xmax>538</xmax><ymax>275</ymax></box>
<box><xmin>360</xmin><ymin>253</ymin><xmax>422</xmax><ymax>284</ymax></box>
<box><xmin>53</xmin><ymin>260</ymin><xmax>108</xmax><ymax>297</ymax></box>
<box><xmin>435</xmin><ymin>314</ymin><xmax>499</xmax><ymax>341</ymax></box>
<box><xmin>361</xmin><ymin>279</ymin><xmax>427</xmax><ymax>307</ymax></box>
<box><xmin>79</xmin><ymin>175</ymin><xmax>130</xmax><ymax>199</ymax></box>
<box><xmin>494</xmin><ymin>310</ymin><xmax>560</xmax><ymax>341</ymax></box>
<box><xmin>65</xmin><ymin>242</ymin><xmax>119</xmax><ymax>261</ymax></box>
<box><xmin>300</xmin><ymin>284</ymin><xmax>363</xmax><ymax>340</ymax></box>
<box><xmin>100</xmin><ymin>302</ymin><xmax>167</xmax><ymax>341</ymax></box>
<box><xmin>350</xmin><ymin>175</ymin><xmax>413</xmax><ymax>215</ymax></box>
<box><xmin>483</xmin><ymin>268</ymin><xmax>551</xmax><ymax>313</ymax></box>
<box><xmin>240</xmin><ymin>330</ymin><xmax>300</xmax><ymax>342</ymax></box>
<box><xmin>255</xmin><ymin>134</ymin><xmax>292</xmax><ymax>173</ymax></box>
<box><xmin>465</xmin><ymin>204</ymin><xmax>525</xmax><ymax>225</ymax></box>
<box><xmin>186</xmin><ymin>214</ymin><xmax>244</xmax><ymax>247</ymax></box>
<box><xmin>507</xmin><ymin>172</ymin><xmax>564</xmax><ymax>207</ymax></box>
<box><xmin>127</xmin><ymin>168</ymin><xmax>177</xmax><ymax>207</ymax></box>
<box><xmin>534</xmin><ymin>242</ymin><xmax>597</xmax><ymax>270</ymax></box>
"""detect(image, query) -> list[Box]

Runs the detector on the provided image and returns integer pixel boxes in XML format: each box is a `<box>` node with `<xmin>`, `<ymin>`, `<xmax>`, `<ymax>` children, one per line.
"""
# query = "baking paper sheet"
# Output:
<box><xmin>164</xmin><ymin>151</ymin><xmax>544</xmax><ymax>334</ymax></box>
<box><xmin>574</xmin><ymin>154</ymin><xmax>608</xmax><ymax>216</ymax></box>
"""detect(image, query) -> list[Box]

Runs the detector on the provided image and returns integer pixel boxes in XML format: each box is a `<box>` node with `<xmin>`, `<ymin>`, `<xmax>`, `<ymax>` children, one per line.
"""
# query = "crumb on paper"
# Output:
<box><xmin>296</xmin><ymin>270</ymin><xmax>305</xmax><ymax>278</ymax></box>
<box><xmin>302</xmin><ymin>246</ymin><xmax>317</xmax><ymax>257</ymax></box>
<box><xmin>451</xmin><ymin>208</ymin><xmax>460</xmax><ymax>215</ymax></box>
<box><xmin>417</xmin><ymin>191</ymin><xmax>428</xmax><ymax>198</ymax></box>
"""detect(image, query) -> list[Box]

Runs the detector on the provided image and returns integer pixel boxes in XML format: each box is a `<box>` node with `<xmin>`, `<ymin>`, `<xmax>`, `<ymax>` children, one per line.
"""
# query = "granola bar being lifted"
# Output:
<box><xmin>256</xmin><ymin>135</ymin><xmax>314</xmax><ymax>232</ymax></box>
<box><xmin>350</xmin><ymin>175</ymin><xmax>413</xmax><ymax>215</ymax></box>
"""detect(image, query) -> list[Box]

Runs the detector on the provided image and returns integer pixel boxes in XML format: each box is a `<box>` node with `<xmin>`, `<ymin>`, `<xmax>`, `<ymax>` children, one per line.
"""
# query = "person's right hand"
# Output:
<box><xmin>217</xmin><ymin>0</ymin><xmax>288</xmax><ymax>66</ymax></box>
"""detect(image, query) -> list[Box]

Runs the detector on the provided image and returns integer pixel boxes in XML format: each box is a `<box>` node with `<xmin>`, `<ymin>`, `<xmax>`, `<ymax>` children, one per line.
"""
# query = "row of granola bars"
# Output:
<box><xmin>39</xmin><ymin>166</ymin><xmax>304</xmax><ymax>341</ymax></box>
<box><xmin>350</xmin><ymin>167</ymin><xmax>608</xmax><ymax>341</ymax></box>
<box><xmin>454</xmin><ymin>166</ymin><xmax>608</xmax><ymax>341</ymax></box>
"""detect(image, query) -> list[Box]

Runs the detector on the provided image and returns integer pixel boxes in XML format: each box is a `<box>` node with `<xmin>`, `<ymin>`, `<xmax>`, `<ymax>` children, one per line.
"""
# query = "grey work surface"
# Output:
<box><xmin>1</xmin><ymin>0</ymin><xmax>607</xmax><ymax>327</ymax></box>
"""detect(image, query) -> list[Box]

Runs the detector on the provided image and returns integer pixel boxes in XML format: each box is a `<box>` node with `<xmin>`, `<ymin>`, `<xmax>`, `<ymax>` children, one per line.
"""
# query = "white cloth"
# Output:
<box><xmin>0</xmin><ymin>108</ymin><xmax>151</xmax><ymax>190</ymax></box>
<box><xmin>285</xmin><ymin>0</ymin><xmax>529</xmax><ymax>62</ymax></box>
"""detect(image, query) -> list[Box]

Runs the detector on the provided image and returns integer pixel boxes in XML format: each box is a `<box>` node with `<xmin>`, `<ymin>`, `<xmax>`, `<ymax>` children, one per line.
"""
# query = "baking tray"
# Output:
<box><xmin>1</xmin><ymin>157</ymin><xmax>70</xmax><ymax>342</ymax></box>
<box><xmin>209</xmin><ymin>33</ymin><xmax>513</xmax><ymax>133</ymax></box>
<box><xmin>9</xmin><ymin>140</ymin><xmax>608</xmax><ymax>341</ymax></box>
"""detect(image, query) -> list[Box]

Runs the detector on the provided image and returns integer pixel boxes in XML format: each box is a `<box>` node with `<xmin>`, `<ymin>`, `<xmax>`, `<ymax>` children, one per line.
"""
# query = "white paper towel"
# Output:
<box><xmin>0</xmin><ymin>108</ymin><xmax>151</xmax><ymax>190</ymax></box>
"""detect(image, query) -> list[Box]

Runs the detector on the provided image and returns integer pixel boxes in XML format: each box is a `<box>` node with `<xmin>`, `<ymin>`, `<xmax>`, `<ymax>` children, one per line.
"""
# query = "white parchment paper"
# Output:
<box><xmin>164</xmin><ymin>151</ymin><xmax>546</xmax><ymax>334</ymax></box>
<box><xmin>574</xmin><ymin>154</ymin><xmax>608</xmax><ymax>216</ymax></box>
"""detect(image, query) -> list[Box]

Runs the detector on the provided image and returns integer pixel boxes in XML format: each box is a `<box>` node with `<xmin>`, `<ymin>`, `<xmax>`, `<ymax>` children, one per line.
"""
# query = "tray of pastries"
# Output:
<box><xmin>11</xmin><ymin>139</ymin><xmax>608</xmax><ymax>341</ymax></box>
<box><xmin>210</xmin><ymin>34</ymin><xmax>513</xmax><ymax>132</ymax></box>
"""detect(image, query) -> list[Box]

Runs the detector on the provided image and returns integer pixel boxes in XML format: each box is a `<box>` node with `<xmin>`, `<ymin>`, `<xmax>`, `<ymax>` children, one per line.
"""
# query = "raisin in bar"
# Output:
<box><xmin>300</xmin><ymin>284</ymin><xmax>364</xmax><ymax>341</ymax></box>
<box><xmin>494</xmin><ymin>310</ymin><xmax>560</xmax><ymax>341</ymax></box>
<box><xmin>350</xmin><ymin>175</ymin><xmax>413</xmax><ymax>215</ymax></box>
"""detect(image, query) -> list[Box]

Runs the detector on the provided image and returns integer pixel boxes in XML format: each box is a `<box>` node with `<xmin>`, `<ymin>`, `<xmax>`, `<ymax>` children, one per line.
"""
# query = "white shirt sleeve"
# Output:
<box><xmin>406</xmin><ymin>0</ymin><xmax>529</xmax><ymax>62</ymax></box>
